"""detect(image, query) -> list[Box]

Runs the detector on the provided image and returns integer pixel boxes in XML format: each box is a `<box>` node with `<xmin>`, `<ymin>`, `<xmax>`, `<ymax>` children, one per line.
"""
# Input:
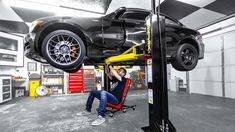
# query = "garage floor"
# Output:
<box><xmin>0</xmin><ymin>90</ymin><xmax>235</xmax><ymax>132</ymax></box>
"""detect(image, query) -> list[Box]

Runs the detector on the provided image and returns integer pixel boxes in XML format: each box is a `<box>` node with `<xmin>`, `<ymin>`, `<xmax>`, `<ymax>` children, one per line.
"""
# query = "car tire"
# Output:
<box><xmin>63</xmin><ymin>64</ymin><xmax>83</xmax><ymax>73</ymax></box>
<box><xmin>171</xmin><ymin>43</ymin><xmax>199</xmax><ymax>71</ymax></box>
<box><xmin>41</xmin><ymin>30</ymin><xmax>85</xmax><ymax>69</ymax></box>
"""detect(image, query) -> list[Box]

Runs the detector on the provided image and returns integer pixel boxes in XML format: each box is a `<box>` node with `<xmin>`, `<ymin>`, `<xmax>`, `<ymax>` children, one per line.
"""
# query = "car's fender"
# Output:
<box><xmin>177</xmin><ymin>36</ymin><xmax>200</xmax><ymax>53</ymax></box>
<box><xmin>34</xmin><ymin>18</ymin><xmax>93</xmax><ymax>55</ymax></box>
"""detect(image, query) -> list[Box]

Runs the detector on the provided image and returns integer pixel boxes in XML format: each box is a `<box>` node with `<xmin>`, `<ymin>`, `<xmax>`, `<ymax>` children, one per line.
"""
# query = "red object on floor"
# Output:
<box><xmin>107</xmin><ymin>78</ymin><xmax>132</xmax><ymax>109</ymax></box>
<box><xmin>68</xmin><ymin>68</ymin><xmax>84</xmax><ymax>93</ymax></box>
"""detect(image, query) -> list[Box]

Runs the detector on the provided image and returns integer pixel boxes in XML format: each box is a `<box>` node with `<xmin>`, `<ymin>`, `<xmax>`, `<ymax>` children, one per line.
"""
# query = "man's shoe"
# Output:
<box><xmin>91</xmin><ymin>115</ymin><xmax>105</xmax><ymax>126</ymax></box>
<box><xmin>76</xmin><ymin>110</ymin><xmax>91</xmax><ymax>116</ymax></box>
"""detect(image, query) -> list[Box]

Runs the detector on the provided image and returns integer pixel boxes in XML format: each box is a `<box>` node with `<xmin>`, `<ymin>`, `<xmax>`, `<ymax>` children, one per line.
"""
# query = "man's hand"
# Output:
<box><xmin>109</xmin><ymin>65</ymin><xmax>122</xmax><ymax>81</ymax></box>
<box><xmin>105</xmin><ymin>63</ymin><xmax>113</xmax><ymax>80</ymax></box>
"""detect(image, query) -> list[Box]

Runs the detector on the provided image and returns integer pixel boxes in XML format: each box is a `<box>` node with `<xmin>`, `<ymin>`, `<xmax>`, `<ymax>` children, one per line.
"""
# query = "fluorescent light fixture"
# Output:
<box><xmin>4</xmin><ymin>0</ymin><xmax>103</xmax><ymax>18</ymax></box>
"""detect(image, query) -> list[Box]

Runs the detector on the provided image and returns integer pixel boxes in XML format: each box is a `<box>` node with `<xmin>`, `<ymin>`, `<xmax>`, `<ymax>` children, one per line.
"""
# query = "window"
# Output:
<box><xmin>120</xmin><ymin>12</ymin><xmax>149</xmax><ymax>21</ymax></box>
<box><xmin>0</xmin><ymin>37</ymin><xmax>18</xmax><ymax>51</ymax></box>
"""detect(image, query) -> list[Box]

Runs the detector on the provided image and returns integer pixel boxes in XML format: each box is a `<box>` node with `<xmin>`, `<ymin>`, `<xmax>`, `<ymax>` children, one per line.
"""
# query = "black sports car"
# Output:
<box><xmin>24</xmin><ymin>7</ymin><xmax>204</xmax><ymax>72</ymax></box>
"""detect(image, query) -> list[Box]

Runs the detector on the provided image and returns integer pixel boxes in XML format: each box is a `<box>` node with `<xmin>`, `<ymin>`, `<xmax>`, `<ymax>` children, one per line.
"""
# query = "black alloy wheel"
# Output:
<box><xmin>172</xmin><ymin>43</ymin><xmax>199</xmax><ymax>71</ymax></box>
<box><xmin>41</xmin><ymin>30</ymin><xmax>85</xmax><ymax>69</ymax></box>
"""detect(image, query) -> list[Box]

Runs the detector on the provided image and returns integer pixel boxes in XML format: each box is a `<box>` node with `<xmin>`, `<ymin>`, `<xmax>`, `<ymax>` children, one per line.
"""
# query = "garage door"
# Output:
<box><xmin>224</xmin><ymin>31</ymin><xmax>235</xmax><ymax>99</ymax></box>
<box><xmin>189</xmin><ymin>29</ymin><xmax>235</xmax><ymax>99</ymax></box>
<box><xmin>189</xmin><ymin>35</ymin><xmax>223</xmax><ymax>97</ymax></box>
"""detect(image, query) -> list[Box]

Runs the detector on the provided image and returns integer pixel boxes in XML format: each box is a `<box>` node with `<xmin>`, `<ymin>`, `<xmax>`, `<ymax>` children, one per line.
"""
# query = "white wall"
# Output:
<box><xmin>189</xmin><ymin>36</ymin><xmax>223</xmax><ymax>97</ymax></box>
<box><xmin>0</xmin><ymin>56</ymin><xmax>41</xmax><ymax>91</ymax></box>
<box><xmin>15</xmin><ymin>57</ymin><xmax>41</xmax><ymax>91</ymax></box>
<box><xmin>169</xmin><ymin>65</ymin><xmax>186</xmax><ymax>92</ymax></box>
<box><xmin>224</xmin><ymin>31</ymin><xmax>235</xmax><ymax>99</ymax></box>
<box><xmin>190</xmin><ymin>19</ymin><xmax>235</xmax><ymax>99</ymax></box>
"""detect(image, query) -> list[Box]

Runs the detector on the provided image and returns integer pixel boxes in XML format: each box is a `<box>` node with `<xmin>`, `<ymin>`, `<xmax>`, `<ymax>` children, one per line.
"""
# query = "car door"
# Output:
<box><xmin>119</xmin><ymin>11</ymin><xmax>149</xmax><ymax>47</ymax></box>
<box><xmin>102</xmin><ymin>15</ymin><xmax>125</xmax><ymax>48</ymax></box>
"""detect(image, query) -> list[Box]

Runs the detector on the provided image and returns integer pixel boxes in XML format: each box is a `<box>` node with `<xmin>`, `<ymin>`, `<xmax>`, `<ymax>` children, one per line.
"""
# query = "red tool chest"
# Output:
<box><xmin>84</xmin><ymin>69</ymin><xmax>96</xmax><ymax>92</ymax></box>
<box><xmin>68</xmin><ymin>68</ymin><xmax>84</xmax><ymax>93</ymax></box>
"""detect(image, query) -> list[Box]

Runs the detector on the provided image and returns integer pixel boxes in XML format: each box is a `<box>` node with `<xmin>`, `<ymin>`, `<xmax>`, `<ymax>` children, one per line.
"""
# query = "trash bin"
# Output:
<box><xmin>29</xmin><ymin>73</ymin><xmax>40</xmax><ymax>97</ymax></box>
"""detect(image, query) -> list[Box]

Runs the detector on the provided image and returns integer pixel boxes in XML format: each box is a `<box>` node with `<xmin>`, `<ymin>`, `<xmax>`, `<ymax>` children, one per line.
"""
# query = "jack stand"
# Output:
<box><xmin>142</xmin><ymin>0</ymin><xmax>176</xmax><ymax>131</ymax></box>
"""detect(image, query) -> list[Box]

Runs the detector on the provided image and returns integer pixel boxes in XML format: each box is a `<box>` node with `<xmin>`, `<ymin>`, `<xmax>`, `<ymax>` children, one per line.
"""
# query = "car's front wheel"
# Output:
<box><xmin>171</xmin><ymin>43</ymin><xmax>199</xmax><ymax>71</ymax></box>
<box><xmin>41</xmin><ymin>30</ymin><xmax>85</xmax><ymax>69</ymax></box>
<box><xmin>63</xmin><ymin>64</ymin><xmax>83</xmax><ymax>73</ymax></box>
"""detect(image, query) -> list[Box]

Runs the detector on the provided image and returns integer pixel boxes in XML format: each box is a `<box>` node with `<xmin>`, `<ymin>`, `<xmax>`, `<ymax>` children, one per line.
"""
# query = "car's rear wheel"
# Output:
<box><xmin>41</xmin><ymin>30</ymin><xmax>85</xmax><ymax>69</ymax></box>
<box><xmin>63</xmin><ymin>64</ymin><xmax>82</xmax><ymax>73</ymax></box>
<box><xmin>171</xmin><ymin>43</ymin><xmax>198</xmax><ymax>71</ymax></box>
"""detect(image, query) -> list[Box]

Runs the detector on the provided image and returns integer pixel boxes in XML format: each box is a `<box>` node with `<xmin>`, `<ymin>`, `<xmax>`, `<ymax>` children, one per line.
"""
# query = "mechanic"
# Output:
<box><xmin>77</xmin><ymin>63</ymin><xmax>127</xmax><ymax>126</ymax></box>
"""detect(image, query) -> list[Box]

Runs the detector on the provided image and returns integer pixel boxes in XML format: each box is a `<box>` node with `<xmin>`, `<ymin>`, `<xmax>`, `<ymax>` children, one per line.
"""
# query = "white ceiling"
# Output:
<box><xmin>0</xmin><ymin>0</ymin><xmax>23</xmax><ymax>22</ymax></box>
<box><xmin>1</xmin><ymin>0</ymin><xmax>234</xmax><ymax>30</ymax></box>
<box><xmin>180</xmin><ymin>8</ymin><xmax>226</xmax><ymax>29</ymax></box>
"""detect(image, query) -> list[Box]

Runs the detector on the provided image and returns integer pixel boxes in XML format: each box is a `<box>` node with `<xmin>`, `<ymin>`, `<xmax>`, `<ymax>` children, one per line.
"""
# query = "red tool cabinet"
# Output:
<box><xmin>84</xmin><ymin>69</ymin><xmax>96</xmax><ymax>92</ymax></box>
<box><xmin>68</xmin><ymin>68</ymin><xmax>84</xmax><ymax>93</ymax></box>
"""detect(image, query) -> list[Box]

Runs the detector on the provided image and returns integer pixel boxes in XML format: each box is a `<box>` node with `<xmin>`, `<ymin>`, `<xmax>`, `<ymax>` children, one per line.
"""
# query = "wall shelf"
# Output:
<box><xmin>41</xmin><ymin>64</ymin><xmax>64</xmax><ymax>94</ymax></box>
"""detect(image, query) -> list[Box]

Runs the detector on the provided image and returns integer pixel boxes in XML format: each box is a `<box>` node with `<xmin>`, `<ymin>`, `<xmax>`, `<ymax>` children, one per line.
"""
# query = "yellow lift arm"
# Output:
<box><xmin>95</xmin><ymin>42</ymin><xmax>151</xmax><ymax>70</ymax></box>
<box><xmin>105</xmin><ymin>42</ymin><xmax>144</xmax><ymax>64</ymax></box>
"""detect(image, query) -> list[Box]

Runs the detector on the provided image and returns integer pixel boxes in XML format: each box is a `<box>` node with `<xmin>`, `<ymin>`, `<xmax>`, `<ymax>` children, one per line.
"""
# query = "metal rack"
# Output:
<box><xmin>41</xmin><ymin>64</ymin><xmax>64</xmax><ymax>94</ymax></box>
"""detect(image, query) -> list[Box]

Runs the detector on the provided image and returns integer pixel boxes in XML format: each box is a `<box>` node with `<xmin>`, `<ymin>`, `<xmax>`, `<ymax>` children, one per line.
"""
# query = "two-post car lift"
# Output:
<box><xmin>102</xmin><ymin>0</ymin><xmax>176</xmax><ymax>131</ymax></box>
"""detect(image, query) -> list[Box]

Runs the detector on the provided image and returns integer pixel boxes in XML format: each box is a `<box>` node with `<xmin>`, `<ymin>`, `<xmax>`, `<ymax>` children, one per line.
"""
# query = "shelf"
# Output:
<box><xmin>84</xmin><ymin>78</ymin><xmax>96</xmax><ymax>80</ymax></box>
<box><xmin>12</xmin><ymin>86</ymin><xmax>26</xmax><ymax>88</ymax></box>
<box><xmin>43</xmin><ymin>74</ymin><xmax>64</xmax><ymax>76</ymax></box>
<box><xmin>41</xmin><ymin>83</ymin><xmax>64</xmax><ymax>86</ymax></box>
<box><xmin>12</xmin><ymin>79</ymin><xmax>27</xmax><ymax>82</ymax></box>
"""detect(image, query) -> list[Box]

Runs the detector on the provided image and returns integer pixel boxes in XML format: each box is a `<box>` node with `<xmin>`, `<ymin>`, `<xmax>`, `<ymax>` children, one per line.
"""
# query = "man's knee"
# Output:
<box><xmin>101</xmin><ymin>90</ymin><xmax>107</xmax><ymax>96</ymax></box>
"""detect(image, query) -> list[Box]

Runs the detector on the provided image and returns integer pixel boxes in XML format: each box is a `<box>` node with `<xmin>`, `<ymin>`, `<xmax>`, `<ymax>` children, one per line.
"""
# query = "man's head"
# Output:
<box><xmin>117</xmin><ymin>68</ymin><xmax>127</xmax><ymax>77</ymax></box>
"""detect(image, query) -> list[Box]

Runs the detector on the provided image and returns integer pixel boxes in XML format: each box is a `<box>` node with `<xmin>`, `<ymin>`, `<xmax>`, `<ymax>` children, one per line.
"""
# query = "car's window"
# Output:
<box><xmin>165</xmin><ymin>18</ymin><xmax>180</xmax><ymax>26</ymax></box>
<box><xmin>120</xmin><ymin>12</ymin><xmax>149</xmax><ymax>21</ymax></box>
